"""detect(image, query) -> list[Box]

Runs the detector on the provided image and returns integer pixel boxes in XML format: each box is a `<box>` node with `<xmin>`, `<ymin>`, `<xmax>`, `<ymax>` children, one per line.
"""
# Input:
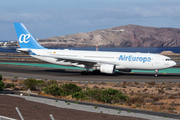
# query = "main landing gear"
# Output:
<box><xmin>81</xmin><ymin>71</ymin><xmax>91</xmax><ymax>75</ymax></box>
<box><xmin>81</xmin><ymin>65</ymin><xmax>91</xmax><ymax>75</ymax></box>
<box><xmin>155</xmin><ymin>69</ymin><xmax>159</xmax><ymax>77</ymax></box>
<box><xmin>81</xmin><ymin>70</ymin><xmax>101</xmax><ymax>75</ymax></box>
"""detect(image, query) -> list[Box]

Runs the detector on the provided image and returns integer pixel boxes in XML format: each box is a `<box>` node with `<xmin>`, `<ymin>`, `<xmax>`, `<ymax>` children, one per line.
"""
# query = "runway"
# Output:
<box><xmin>0</xmin><ymin>61</ymin><xmax>180</xmax><ymax>82</ymax></box>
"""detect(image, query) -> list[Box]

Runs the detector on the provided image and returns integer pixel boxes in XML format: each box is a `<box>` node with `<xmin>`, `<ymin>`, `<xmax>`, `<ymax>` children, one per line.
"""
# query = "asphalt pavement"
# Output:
<box><xmin>0</xmin><ymin>62</ymin><xmax>180</xmax><ymax>82</ymax></box>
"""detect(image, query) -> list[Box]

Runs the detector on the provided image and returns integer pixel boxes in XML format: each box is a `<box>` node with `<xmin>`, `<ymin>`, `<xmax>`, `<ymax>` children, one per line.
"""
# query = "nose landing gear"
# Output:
<box><xmin>155</xmin><ymin>70</ymin><xmax>158</xmax><ymax>77</ymax></box>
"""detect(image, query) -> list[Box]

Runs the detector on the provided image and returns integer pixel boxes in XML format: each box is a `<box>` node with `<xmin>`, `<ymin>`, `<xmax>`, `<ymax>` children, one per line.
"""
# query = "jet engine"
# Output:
<box><xmin>100</xmin><ymin>64</ymin><xmax>116</xmax><ymax>74</ymax></box>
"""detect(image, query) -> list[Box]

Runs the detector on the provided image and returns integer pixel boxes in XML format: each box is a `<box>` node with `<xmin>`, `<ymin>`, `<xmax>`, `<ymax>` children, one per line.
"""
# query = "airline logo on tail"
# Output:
<box><xmin>19</xmin><ymin>34</ymin><xmax>30</xmax><ymax>43</ymax></box>
<box><xmin>14</xmin><ymin>23</ymin><xmax>45</xmax><ymax>49</ymax></box>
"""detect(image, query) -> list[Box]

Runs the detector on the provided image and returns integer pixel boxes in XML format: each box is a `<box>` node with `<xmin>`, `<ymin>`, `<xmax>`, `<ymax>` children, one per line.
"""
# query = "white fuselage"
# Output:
<box><xmin>29</xmin><ymin>49</ymin><xmax>176</xmax><ymax>70</ymax></box>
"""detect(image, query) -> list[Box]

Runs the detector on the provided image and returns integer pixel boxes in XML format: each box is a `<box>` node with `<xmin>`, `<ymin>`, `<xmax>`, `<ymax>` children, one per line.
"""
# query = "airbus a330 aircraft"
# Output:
<box><xmin>14</xmin><ymin>23</ymin><xmax>176</xmax><ymax>76</ymax></box>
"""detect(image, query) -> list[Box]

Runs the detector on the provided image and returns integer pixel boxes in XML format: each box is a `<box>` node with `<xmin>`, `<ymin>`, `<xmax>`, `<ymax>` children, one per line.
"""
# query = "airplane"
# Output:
<box><xmin>14</xmin><ymin>23</ymin><xmax>176</xmax><ymax>76</ymax></box>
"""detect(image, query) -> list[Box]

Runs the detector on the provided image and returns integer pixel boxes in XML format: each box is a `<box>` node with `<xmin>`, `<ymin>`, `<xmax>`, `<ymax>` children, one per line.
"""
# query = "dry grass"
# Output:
<box><xmin>2</xmin><ymin>77</ymin><xmax>180</xmax><ymax>114</ymax></box>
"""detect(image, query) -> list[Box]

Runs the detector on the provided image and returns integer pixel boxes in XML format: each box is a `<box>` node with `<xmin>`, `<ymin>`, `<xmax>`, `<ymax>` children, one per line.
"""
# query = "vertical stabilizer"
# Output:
<box><xmin>14</xmin><ymin>23</ymin><xmax>46</xmax><ymax>49</ymax></box>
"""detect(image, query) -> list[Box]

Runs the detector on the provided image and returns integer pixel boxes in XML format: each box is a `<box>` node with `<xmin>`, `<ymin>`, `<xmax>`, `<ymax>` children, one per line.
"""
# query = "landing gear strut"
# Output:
<box><xmin>155</xmin><ymin>69</ymin><xmax>158</xmax><ymax>77</ymax></box>
<box><xmin>81</xmin><ymin>65</ymin><xmax>91</xmax><ymax>75</ymax></box>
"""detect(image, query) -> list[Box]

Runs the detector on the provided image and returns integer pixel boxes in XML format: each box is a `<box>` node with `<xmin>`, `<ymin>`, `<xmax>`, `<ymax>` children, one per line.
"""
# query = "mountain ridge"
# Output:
<box><xmin>38</xmin><ymin>24</ymin><xmax>180</xmax><ymax>47</ymax></box>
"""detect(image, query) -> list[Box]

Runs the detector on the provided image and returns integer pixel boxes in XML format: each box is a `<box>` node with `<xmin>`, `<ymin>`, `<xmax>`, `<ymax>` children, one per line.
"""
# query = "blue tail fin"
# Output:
<box><xmin>14</xmin><ymin>23</ymin><xmax>46</xmax><ymax>49</ymax></box>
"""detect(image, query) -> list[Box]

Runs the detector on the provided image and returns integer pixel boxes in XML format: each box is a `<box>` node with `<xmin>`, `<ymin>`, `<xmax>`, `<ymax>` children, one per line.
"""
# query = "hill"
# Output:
<box><xmin>38</xmin><ymin>25</ymin><xmax>180</xmax><ymax>47</ymax></box>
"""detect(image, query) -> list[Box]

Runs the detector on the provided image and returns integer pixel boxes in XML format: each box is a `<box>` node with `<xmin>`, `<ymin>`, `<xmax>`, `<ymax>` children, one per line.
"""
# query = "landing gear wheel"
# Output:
<box><xmin>81</xmin><ymin>71</ymin><xmax>86</xmax><ymax>75</ymax></box>
<box><xmin>155</xmin><ymin>70</ymin><xmax>158</xmax><ymax>77</ymax></box>
<box><xmin>81</xmin><ymin>71</ymin><xmax>92</xmax><ymax>75</ymax></box>
<box><xmin>92</xmin><ymin>70</ymin><xmax>101</xmax><ymax>75</ymax></box>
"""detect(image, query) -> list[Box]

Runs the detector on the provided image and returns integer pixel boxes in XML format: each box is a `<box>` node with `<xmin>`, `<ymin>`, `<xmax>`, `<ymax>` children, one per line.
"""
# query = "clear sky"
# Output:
<box><xmin>1</xmin><ymin>0</ymin><xmax>180</xmax><ymax>41</ymax></box>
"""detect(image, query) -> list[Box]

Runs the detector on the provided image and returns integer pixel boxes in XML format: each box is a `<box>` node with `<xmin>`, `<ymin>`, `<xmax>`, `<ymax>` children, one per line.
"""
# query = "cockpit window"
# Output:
<box><xmin>165</xmin><ymin>59</ymin><xmax>172</xmax><ymax>61</ymax></box>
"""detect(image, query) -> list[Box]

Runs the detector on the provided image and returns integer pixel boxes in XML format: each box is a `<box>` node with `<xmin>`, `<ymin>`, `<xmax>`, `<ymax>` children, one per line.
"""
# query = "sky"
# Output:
<box><xmin>1</xmin><ymin>0</ymin><xmax>180</xmax><ymax>41</ymax></box>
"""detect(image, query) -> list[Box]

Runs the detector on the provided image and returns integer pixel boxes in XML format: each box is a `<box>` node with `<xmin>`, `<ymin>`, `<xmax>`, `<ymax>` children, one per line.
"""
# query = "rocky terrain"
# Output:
<box><xmin>38</xmin><ymin>25</ymin><xmax>180</xmax><ymax>47</ymax></box>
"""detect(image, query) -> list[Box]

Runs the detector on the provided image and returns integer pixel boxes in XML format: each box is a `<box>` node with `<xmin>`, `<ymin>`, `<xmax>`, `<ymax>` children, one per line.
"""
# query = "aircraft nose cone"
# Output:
<box><xmin>173</xmin><ymin>61</ymin><xmax>177</xmax><ymax>66</ymax></box>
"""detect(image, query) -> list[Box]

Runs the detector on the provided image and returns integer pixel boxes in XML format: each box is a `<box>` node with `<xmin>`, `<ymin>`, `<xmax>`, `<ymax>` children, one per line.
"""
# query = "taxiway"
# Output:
<box><xmin>0</xmin><ymin>61</ymin><xmax>180</xmax><ymax>82</ymax></box>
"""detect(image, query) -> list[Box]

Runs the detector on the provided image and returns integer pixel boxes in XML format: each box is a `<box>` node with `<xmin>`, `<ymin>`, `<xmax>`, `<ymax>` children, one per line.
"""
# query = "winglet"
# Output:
<box><xmin>14</xmin><ymin>23</ymin><xmax>46</xmax><ymax>49</ymax></box>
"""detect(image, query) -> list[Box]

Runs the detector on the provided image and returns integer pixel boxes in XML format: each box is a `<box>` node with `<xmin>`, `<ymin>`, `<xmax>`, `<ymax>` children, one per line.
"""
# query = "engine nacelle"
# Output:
<box><xmin>100</xmin><ymin>64</ymin><xmax>116</xmax><ymax>74</ymax></box>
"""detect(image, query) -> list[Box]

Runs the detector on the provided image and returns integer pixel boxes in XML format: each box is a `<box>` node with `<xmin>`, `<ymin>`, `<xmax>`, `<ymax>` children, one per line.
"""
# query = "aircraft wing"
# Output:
<box><xmin>40</xmin><ymin>55</ymin><xmax>120</xmax><ymax>66</ymax></box>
